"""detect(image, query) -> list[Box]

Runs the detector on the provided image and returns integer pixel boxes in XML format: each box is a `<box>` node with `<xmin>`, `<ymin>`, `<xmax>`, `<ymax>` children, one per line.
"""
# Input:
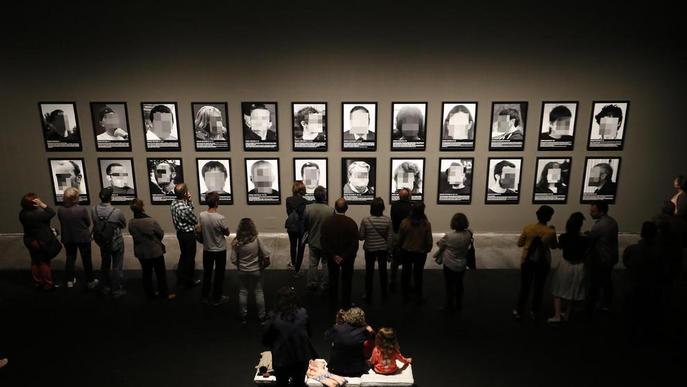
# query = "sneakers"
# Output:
<box><xmin>87</xmin><ymin>279</ymin><xmax>100</xmax><ymax>289</ymax></box>
<box><xmin>66</xmin><ymin>279</ymin><xmax>76</xmax><ymax>288</ymax></box>
<box><xmin>286</xmin><ymin>262</ymin><xmax>295</xmax><ymax>270</ymax></box>
<box><xmin>213</xmin><ymin>296</ymin><xmax>230</xmax><ymax>307</ymax></box>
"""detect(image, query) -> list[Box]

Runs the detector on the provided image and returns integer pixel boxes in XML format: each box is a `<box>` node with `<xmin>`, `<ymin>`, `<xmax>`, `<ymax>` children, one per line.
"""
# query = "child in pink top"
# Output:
<box><xmin>368</xmin><ymin>327</ymin><xmax>412</xmax><ymax>375</ymax></box>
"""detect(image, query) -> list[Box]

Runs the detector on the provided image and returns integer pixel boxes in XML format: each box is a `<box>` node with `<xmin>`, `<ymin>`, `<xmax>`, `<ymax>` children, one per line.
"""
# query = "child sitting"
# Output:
<box><xmin>306</xmin><ymin>359</ymin><xmax>347</xmax><ymax>387</ymax></box>
<box><xmin>368</xmin><ymin>327</ymin><xmax>412</xmax><ymax>375</ymax></box>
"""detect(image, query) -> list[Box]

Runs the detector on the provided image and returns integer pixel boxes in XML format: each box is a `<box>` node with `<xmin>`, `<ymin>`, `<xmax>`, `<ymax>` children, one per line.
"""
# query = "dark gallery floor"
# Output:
<box><xmin>0</xmin><ymin>269</ymin><xmax>684</xmax><ymax>387</ymax></box>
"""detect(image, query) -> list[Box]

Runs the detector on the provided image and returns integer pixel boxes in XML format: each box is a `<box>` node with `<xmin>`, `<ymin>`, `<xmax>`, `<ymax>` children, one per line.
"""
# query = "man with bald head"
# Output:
<box><xmin>321</xmin><ymin>198</ymin><xmax>359</xmax><ymax>309</ymax></box>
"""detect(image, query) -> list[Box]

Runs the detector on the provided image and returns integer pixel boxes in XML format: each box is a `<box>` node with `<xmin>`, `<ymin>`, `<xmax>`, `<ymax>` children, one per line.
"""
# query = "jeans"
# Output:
<box><xmin>176</xmin><ymin>231</ymin><xmax>197</xmax><ymax>286</ymax></box>
<box><xmin>138</xmin><ymin>256</ymin><xmax>170</xmax><ymax>298</ymax></box>
<box><xmin>328</xmin><ymin>256</ymin><xmax>354</xmax><ymax>309</ymax></box>
<box><xmin>516</xmin><ymin>259</ymin><xmax>550</xmax><ymax>315</ymax></box>
<box><xmin>202</xmin><ymin>250</ymin><xmax>226</xmax><ymax>301</ymax></box>
<box><xmin>288</xmin><ymin>231</ymin><xmax>306</xmax><ymax>272</ymax></box>
<box><xmin>64</xmin><ymin>242</ymin><xmax>94</xmax><ymax>282</ymax></box>
<box><xmin>100</xmin><ymin>237</ymin><xmax>125</xmax><ymax>291</ymax></box>
<box><xmin>586</xmin><ymin>262</ymin><xmax>614</xmax><ymax>313</ymax></box>
<box><xmin>274</xmin><ymin>361</ymin><xmax>308</xmax><ymax>387</ymax></box>
<box><xmin>307</xmin><ymin>246</ymin><xmax>328</xmax><ymax>289</ymax></box>
<box><xmin>365</xmin><ymin>250</ymin><xmax>388</xmax><ymax>301</ymax></box>
<box><xmin>238</xmin><ymin>270</ymin><xmax>266</xmax><ymax>319</ymax></box>
<box><xmin>401</xmin><ymin>249</ymin><xmax>427</xmax><ymax>300</ymax></box>
<box><xmin>443</xmin><ymin>266</ymin><xmax>465</xmax><ymax>310</ymax></box>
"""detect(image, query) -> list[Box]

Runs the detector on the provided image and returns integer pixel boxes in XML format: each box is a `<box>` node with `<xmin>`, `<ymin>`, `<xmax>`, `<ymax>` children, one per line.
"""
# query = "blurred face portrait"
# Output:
<box><xmin>496</xmin><ymin>114</ymin><xmax>514</xmax><ymax>133</ymax></box>
<box><xmin>589</xmin><ymin>165</ymin><xmax>609</xmax><ymax>187</ymax></box>
<box><xmin>599</xmin><ymin>116</ymin><xmax>620</xmax><ymax>139</ymax></box>
<box><xmin>54</xmin><ymin>162</ymin><xmax>81</xmax><ymax>191</ymax></box>
<box><xmin>151</xmin><ymin>112</ymin><xmax>174</xmax><ymax>139</ymax></box>
<box><xmin>447</xmin><ymin>112</ymin><xmax>471</xmax><ymax>139</ymax></box>
<box><xmin>302</xmin><ymin>112</ymin><xmax>323</xmax><ymax>139</ymax></box>
<box><xmin>447</xmin><ymin>164</ymin><xmax>465</xmax><ymax>186</ymax></box>
<box><xmin>251</xmin><ymin>163</ymin><xmax>275</xmax><ymax>193</ymax></box>
<box><xmin>549</xmin><ymin>117</ymin><xmax>571</xmax><ymax>137</ymax></box>
<box><xmin>395</xmin><ymin>170</ymin><xmax>416</xmax><ymax>191</ymax></box>
<box><xmin>546</xmin><ymin>163</ymin><xmax>562</xmax><ymax>184</ymax></box>
<box><xmin>302</xmin><ymin>166</ymin><xmax>320</xmax><ymax>192</ymax></box>
<box><xmin>207</xmin><ymin>109</ymin><xmax>224</xmax><ymax>136</ymax></box>
<box><xmin>400</xmin><ymin>117</ymin><xmax>421</xmax><ymax>138</ymax></box>
<box><xmin>247</xmin><ymin>108</ymin><xmax>272</xmax><ymax>140</ymax></box>
<box><xmin>348</xmin><ymin>164</ymin><xmax>370</xmax><ymax>192</ymax></box>
<box><xmin>101</xmin><ymin>111</ymin><xmax>121</xmax><ymax>131</ymax></box>
<box><xmin>107</xmin><ymin>165</ymin><xmax>129</xmax><ymax>188</ymax></box>
<box><xmin>496</xmin><ymin>167</ymin><xmax>517</xmax><ymax>189</ymax></box>
<box><xmin>203</xmin><ymin>168</ymin><xmax>227</xmax><ymax>192</ymax></box>
<box><xmin>155</xmin><ymin>163</ymin><xmax>174</xmax><ymax>185</ymax></box>
<box><xmin>350</xmin><ymin>109</ymin><xmax>370</xmax><ymax>135</ymax></box>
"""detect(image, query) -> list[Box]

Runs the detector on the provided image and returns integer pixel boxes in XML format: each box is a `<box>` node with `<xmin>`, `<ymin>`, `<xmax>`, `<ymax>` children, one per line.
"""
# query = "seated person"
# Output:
<box><xmin>306</xmin><ymin>360</ymin><xmax>347</xmax><ymax>387</ymax></box>
<box><xmin>325</xmin><ymin>307</ymin><xmax>375</xmax><ymax>377</ymax></box>
<box><xmin>368</xmin><ymin>327</ymin><xmax>411</xmax><ymax>375</ymax></box>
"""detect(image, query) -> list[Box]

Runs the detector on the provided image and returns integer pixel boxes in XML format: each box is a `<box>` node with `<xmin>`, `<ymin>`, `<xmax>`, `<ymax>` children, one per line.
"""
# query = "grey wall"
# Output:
<box><xmin>1</xmin><ymin>1</ymin><xmax>685</xmax><ymax>234</ymax></box>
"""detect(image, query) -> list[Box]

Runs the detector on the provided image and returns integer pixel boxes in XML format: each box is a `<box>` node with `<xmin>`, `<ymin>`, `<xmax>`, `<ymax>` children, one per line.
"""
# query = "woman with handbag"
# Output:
<box><xmin>230</xmin><ymin>217</ymin><xmax>270</xmax><ymax>324</ymax></box>
<box><xmin>58</xmin><ymin>187</ymin><xmax>98</xmax><ymax>289</ymax></box>
<box><xmin>434</xmin><ymin>212</ymin><xmax>473</xmax><ymax>313</ymax></box>
<box><xmin>19</xmin><ymin>192</ymin><xmax>61</xmax><ymax>291</ymax></box>
<box><xmin>358</xmin><ymin>197</ymin><xmax>393</xmax><ymax>303</ymax></box>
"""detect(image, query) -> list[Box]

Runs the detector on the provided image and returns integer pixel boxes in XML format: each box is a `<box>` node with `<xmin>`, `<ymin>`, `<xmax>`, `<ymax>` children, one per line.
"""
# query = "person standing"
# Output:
<box><xmin>585</xmin><ymin>201</ymin><xmax>619</xmax><ymax>316</ymax></box>
<box><xmin>434</xmin><ymin>212</ymin><xmax>472</xmax><ymax>313</ymax></box>
<box><xmin>389</xmin><ymin>188</ymin><xmax>413</xmax><ymax>293</ymax></box>
<box><xmin>19</xmin><ymin>193</ymin><xmax>59</xmax><ymax>290</ymax></box>
<box><xmin>57</xmin><ymin>187</ymin><xmax>98</xmax><ymax>289</ymax></box>
<box><xmin>170</xmin><ymin>183</ymin><xmax>201</xmax><ymax>288</ymax></box>
<box><xmin>548</xmin><ymin>212</ymin><xmax>587</xmax><ymax>323</ymax></box>
<box><xmin>199</xmin><ymin>192</ymin><xmax>230</xmax><ymax>306</ymax></box>
<box><xmin>230</xmin><ymin>217</ymin><xmax>269</xmax><ymax>324</ymax></box>
<box><xmin>303</xmin><ymin>186</ymin><xmax>333</xmax><ymax>291</ymax></box>
<box><xmin>321</xmin><ymin>198</ymin><xmax>359</xmax><ymax>309</ymax></box>
<box><xmin>285</xmin><ymin>181</ymin><xmax>308</xmax><ymax>277</ymax></box>
<box><xmin>398</xmin><ymin>202</ymin><xmax>433</xmax><ymax>303</ymax></box>
<box><xmin>359</xmin><ymin>197</ymin><xmax>393</xmax><ymax>303</ymax></box>
<box><xmin>92</xmin><ymin>187</ymin><xmax>127</xmax><ymax>297</ymax></box>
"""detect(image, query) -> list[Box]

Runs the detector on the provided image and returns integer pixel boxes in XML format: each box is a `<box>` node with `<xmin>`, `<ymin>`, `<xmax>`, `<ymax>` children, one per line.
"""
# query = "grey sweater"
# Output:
<box><xmin>435</xmin><ymin>230</ymin><xmax>471</xmax><ymax>272</ymax></box>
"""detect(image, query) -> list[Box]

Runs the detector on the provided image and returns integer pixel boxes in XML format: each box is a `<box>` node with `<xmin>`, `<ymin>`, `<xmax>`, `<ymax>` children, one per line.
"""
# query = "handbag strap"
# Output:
<box><xmin>366</xmin><ymin>218</ymin><xmax>389</xmax><ymax>240</ymax></box>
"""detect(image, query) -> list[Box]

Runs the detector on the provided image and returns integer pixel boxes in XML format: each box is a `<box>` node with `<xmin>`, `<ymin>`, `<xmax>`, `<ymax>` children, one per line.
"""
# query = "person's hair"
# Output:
<box><xmin>395</xmin><ymin>105</ymin><xmax>424</xmax><ymax>134</ymax></box>
<box><xmin>194</xmin><ymin>105</ymin><xmax>222</xmax><ymax>132</ymax></box>
<box><xmin>443</xmin><ymin>104</ymin><xmax>474</xmax><ymax>133</ymax></box>
<box><xmin>536</xmin><ymin>205</ymin><xmax>554</xmax><ymax>223</ymax></box>
<box><xmin>565</xmin><ymin>212</ymin><xmax>585</xmax><ymax>234</ymax></box>
<box><xmin>300</xmin><ymin>162</ymin><xmax>320</xmax><ymax>176</ymax></box>
<box><xmin>347</xmin><ymin>161</ymin><xmax>371</xmax><ymax>176</ymax></box>
<box><xmin>409</xmin><ymin>202</ymin><xmax>427</xmax><ymax>225</ymax></box>
<box><xmin>398</xmin><ymin>187</ymin><xmax>411</xmax><ymax>201</ymax></box>
<box><xmin>661</xmin><ymin>200</ymin><xmax>676</xmax><ymax>216</ymax></box>
<box><xmin>675</xmin><ymin>175</ymin><xmax>687</xmax><ymax>191</ymax></box>
<box><xmin>594</xmin><ymin>163</ymin><xmax>613</xmax><ymax>179</ymax></box>
<box><xmin>343</xmin><ymin>307</ymin><xmax>367</xmax><ymax>327</ymax></box>
<box><xmin>275</xmin><ymin>286</ymin><xmax>299</xmax><ymax>322</ymax></box>
<box><xmin>202</xmin><ymin>161</ymin><xmax>227</xmax><ymax>179</ymax></box>
<box><xmin>536</xmin><ymin>161</ymin><xmax>562</xmax><ymax>190</ymax></box>
<box><xmin>375</xmin><ymin>327</ymin><xmax>400</xmax><ymax>361</ymax></box>
<box><xmin>349</xmin><ymin>105</ymin><xmax>370</xmax><ymax>120</ymax></box>
<box><xmin>393</xmin><ymin>162</ymin><xmax>422</xmax><ymax>192</ymax></box>
<box><xmin>174</xmin><ymin>183</ymin><xmax>188</xmax><ymax>199</ymax></box>
<box><xmin>549</xmin><ymin>105</ymin><xmax>572</xmax><ymax>123</ymax></box>
<box><xmin>98</xmin><ymin>106</ymin><xmax>116</xmax><ymax>123</ymax></box>
<box><xmin>205</xmin><ymin>191</ymin><xmax>220</xmax><ymax>208</ymax></box>
<box><xmin>63</xmin><ymin>187</ymin><xmax>80</xmax><ymax>207</ymax></box>
<box><xmin>335</xmin><ymin>309</ymin><xmax>346</xmax><ymax>325</ymax></box>
<box><xmin>450</xmin><ymin>212</ymin><xmax>469</xmax><ymax>231</ymax></box>
<box><xmin>106</xmin><ymin>162</ymin><xmax>124</xmax><ymax>176</ymax></box>
<box><xmin>591</xmin><ymin>201</ymin><xmax>609</xmax><ymax>215</ymax></box>
<box><xmin>235</xmin><ymin>217</ymin><xmax>258</xmax><ymax>245</ymax></box>
<box><xmin>129</xmin><ymin>198</ymin><xmax>145</xmax><ymax>214</ymax></box>
<box><xmin>99</xmin><ymin>187</ymin><xmax>113</xmax><ymax>203</ymax></box>
<box><xmin>149</xmin><ymin>104</ymin><xmax>173</xmax><ymax>123</ymax></box>
<box><xmin>335</xmin><ymin>197</ymin><xmax>348</xmax><ymax>214</ymax></box>
<box><xmin>497</xmin><ymin>108</ymin><xmax>521</xmax><ymax>127</ymax></box>
<box><xmin>292</xmin><ymin>181</ymin><xmax>306</xmax><ymax>196</ymax></box>
<box><xmin>640</xmin><ymin>221</ymin><xmax>658</xmax><ymax>242</ymax></box>
<box><xmin>370</xmin><ymin>197</ymin><xmax>385</xmax><ymax>216</ymax></box>
<box><xmin>444</xmin><ymin>160</ymin><xmax>466</xmax><ymax>175</ymax></box>
<box><xmin>314</xmin><ymin>186</ymin><xmax>327</xmax><ymax>203</ymax></box>
<box><xmin>295</xmin><ymin>106</ymin><xmax>320</xmax><ymax>129</ymax></box>
<box><xmin>494</xmin><ymin>160</ymin><xmax>516</xmax><ymax>177</ymax></box>
<box><xmin>45</xmin><ymin>109</ymin><xmax>64</xmax><ymax>125</ymax></box>
<box><xmin>20</xmin><ymin>192</ymin><xmax>39</xmax><ymax>210</ymax></box>
<box><xmin>594</xmin><ymin>104</ymin><xmax>623</xmax><ymax>124</ymax></box>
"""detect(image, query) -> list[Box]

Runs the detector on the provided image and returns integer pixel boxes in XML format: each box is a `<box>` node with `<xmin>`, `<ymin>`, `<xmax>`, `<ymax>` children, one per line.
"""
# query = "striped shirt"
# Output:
<box><xmin>170</xmin><ymin>199</ymin><xmax>197</xmax><ymax>232</ymax></box>
<box><xmin>358</xmin><ymin>216</ymin><xmax>393</xmax><ymax>252</ymax></box>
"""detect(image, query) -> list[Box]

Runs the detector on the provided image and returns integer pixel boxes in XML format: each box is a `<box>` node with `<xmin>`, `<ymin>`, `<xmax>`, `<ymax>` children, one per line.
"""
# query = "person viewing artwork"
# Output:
<box><xmin>231</xmin><ymin>217</ymin><xmax>270</xmax><ymax>324</ymax></box>
<box><xmin>193</xmin><ymin>103</ymin><xmax>229</xmax><ymax>150</ymax></box>
<box><xmin>58</xmin><ymin>187</ymin><xmax>97</xmax><ymax>290</ymax></box>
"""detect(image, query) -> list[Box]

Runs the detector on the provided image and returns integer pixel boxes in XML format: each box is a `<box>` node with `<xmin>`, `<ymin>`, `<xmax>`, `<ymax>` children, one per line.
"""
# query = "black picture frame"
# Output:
<box><xmin>341</xmin><ymin>157</ymin><xmax>377</xmax><ymax>204</ymax></box>
<box><xmin>293</xmin><ymin>158</ymin><xmax>329</xmax><ymax>202</ymax></box>
<box><xmin>586</xmin><ymin>100</ymin><xmax>630</xmax><ymax>151</ymax></box>
<box><xmin>531</xmin><ymin>157</ymin><xmax>572</xmax><ymax>204</ymax></box>
<box><xmin>391</xmin><ymin>102</ymin><xmax>428</xmax><ymax>151</ymax></box>
<box><xmin>292</xmin><ymin>102</ymin><xmax>328</xmax><ymax>152</ymax></box>
<box><xmin>90</xmin><ymin>102</ymin><xmax>132</xmax><ymax>152</ymax></box>
<box><xmin>241</xmin><ymin>102</ymin><xmax>279</xmax><ymax>152</ymax></box>
<box><xmin>47</xmin><ymin>158</ymin><xmax>90</xmax><ymax>205</ymax></box>
<box><xmin>196</xmin><ymin>158</ymin><xmax>234</xmax><ymax>205</ymax></box>
<box><xmin>537</xmin><ymin>101</ymin><xmax>579</xmax><ymax>151</ymax></box>
<box><xmin>488</xmin><ymin>101</ymin><xmax>528</xmax><ymax>151</ymax></box>
<box><xmin>389</xmin><ymin>158</ymin><xmax>426</xmax><ymax>202</ymax></box>
<box><xmin>439</xmin><ymin>102</ymin><xmax>478</xmax><ymax>151</ymax></box>
<box><xmin>97</xmin><ymin>157</ymin><xmax>137</xmax><ymax>204</ymax></box>
<box><xmin>146</xmin><ymin>157</ymin><xmax>184</xmax><ymax>205</ymax></box>
<box><xmin>436</xmin><ymin>157</ymin><xmax>475</xmax><ymax>205</ymax></box>
<box><xmin>141</xmin><ymin>102</ymin><xmax>182</xmax><ymax>151</ymax></box>
<box><xmin>341</xmin><ymin>102</ymin><xmax>378</xmax><ymax>152</ymax></box>
<box><xmin>39</xmin><ymin>101</ymin><xmax>83</xmax><ymax>152</ymax></box>
<box><xmin>244</xmin><ymin>157</ymin><xmax>281</xmax><ymax>205</ymax></box>
<box><xmin>484</xmin><ymin>157</ymin><xmax>524</xmax><ymax>204</ymax></box>
<box><xmin>580</xmin><ymin>156</ymin><xmax>622</xmax><ymax>204</ymax></box>
<box><xmin>191</xmin><ymin>102</ymin><xmax>230</xmax><ymax>152</ymax></box>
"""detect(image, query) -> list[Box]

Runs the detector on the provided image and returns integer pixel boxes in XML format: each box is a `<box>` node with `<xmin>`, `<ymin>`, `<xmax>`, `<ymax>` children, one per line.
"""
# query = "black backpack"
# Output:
<box><xmin>93</xmin><ymin>208</ymin><xmax>116</xmax><ymax>248</ymax></box>
<box><xmin>526</xmin><ymin>236</ymin><xmax>547</xmax><ymax>263</ymax></box>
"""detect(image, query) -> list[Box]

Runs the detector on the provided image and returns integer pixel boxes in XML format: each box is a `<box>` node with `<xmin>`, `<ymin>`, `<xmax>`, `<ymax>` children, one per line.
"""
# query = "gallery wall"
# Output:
<box><xmin>1</xmin><ymin>1</ymin><xmax>685</xmax><ymax>234</ymax></box>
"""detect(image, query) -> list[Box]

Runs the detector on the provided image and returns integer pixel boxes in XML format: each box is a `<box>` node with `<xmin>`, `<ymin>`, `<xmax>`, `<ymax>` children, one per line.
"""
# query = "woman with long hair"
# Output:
<box><xmin>230</xmin><ymin>217</ymin><xmax>270</xmax><ymax>324</ymax></box>
<box><xmin>398</xmin><ymin>202</ymin><xmax>433</xmax><ymax>303</ymax></box>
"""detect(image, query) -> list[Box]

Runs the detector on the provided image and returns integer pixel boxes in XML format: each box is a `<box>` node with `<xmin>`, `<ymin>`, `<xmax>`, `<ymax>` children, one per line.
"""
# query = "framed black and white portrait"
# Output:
<box><xmin>294</xmin><ymin>158</ymin><xmax>328</xmax><ymax>202</ymax></box>
<box><xmin>192</xmin><ymin>102</ymin><xmax>229</xmax><ymax>151</ymax></box>
<box><xmin>147</xmin><ymin>158</ymin><xmax>183</xmax><ymax>205</ymax></box>
<box><xmin>341</xmin><ymin>102</ymin><xmax>377</xmax><ymax>151</ymax></box>
<box><xmin>39</xmin><ymin>102</ymin><xmax>82</xmax><ymax>151</ymax></box>
<box><xmin>390</xmin><ymin>158</ymin><xmax>425</xmax><ymax>202</ymax></box>
<box><xmin>141</xmin><ymin>102</ymin><xmax>181</xmax><ymax>151</ymax></box>
<box><xmin>90</xmin><ymin>102</ymin><xmax>131</xmax><ymax>151</ymax></box>
<box><xmin>538</xmin><ymin>102</ymin><xmax>578</xmax><ymax>151</ymax></box>
<box><xmin>97</xmin><ymin>158</ymin><xmax>136</xmax><ymax>203</ymax></box>
<box><xmin>245</xmin><ymin>158</ymin><xmax>281</xmax><ymax>204</ymax></box>
<box><xmin>489</xmin><ymin>102</ymin><xmax>528</xmax><ymax>151</ymax></box>
<box><xmin>440</xmin><ymin>102</ymin><xmax>477</xmax><ymax>151</ymax></box>
<box><xmin>581</xmin><ymin>157</ymin><xmax>621</xmax><ymax>203</ymax></box>
<box><xmin>485</xmin><ymin>157</ymin><xmax>523</xmax><ymax>204</ymax></box>
<box><xmin>587</xmin><ymin>101</ymin><xmax>629</xmax><ymax>150</ymax></box>
<box><xmin>391</xmin><ymin>102</ymin><xmax>427</xmax><ymax>151</ymax></box>
<box><xmin>242</xmin><ymin>102</ymin><xmax>278</xmax><ymax>151</ymax></box>
<box><xmin>437</xmin><ymin>158</ymin><xmax>474</xmax><ymax>204</ymax></box>
<box><xmin>532</xmin><ymin>157</ymin><xmax>572</xmax><ymax>204</ymax></box>
<box><xmin>196</xmin><ymin>158</ymin><xmax>233</xmax><ymax>205</ymax></box>
<box><xmin>48</xmin><ymin>158</ymin><xmax>89</xmax><ymax>204</ymax></box>
<box><xmin>342</xmin><ymin>158</ymin><xmax>376</xmax><ymax>204</ymax></box>
<box><xmin>292</xmin><ymin>102</ymin><xmax>327</xmax><ymax>151</ymax></box>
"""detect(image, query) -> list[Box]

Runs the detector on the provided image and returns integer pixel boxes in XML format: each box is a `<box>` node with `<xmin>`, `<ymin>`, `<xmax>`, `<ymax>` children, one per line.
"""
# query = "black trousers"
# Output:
<box><xmin>64</xmin><ymin>242</ymin><xmax>94</xmax><ymax>282</ymax></box>
<box><xmin>586</xmin><ymin>263</ymin><xmax>614</xmax><ymax>313</ymax></box>
<box><xmin>365</xmin><ymin>250</ymin><xmax>388</xmax><ymax>301</ymax></box>
<box><xmin>202</xmin><ymin>250</ymin><xmax>226</xmax><ymax>301</ymax></box>
<box><xmin>138</xmin><ymin>256</ymin><xmax>170</xmax><ymax>298</ymax></box>
<box><xmin>401</xmin><ymin>250</ymin><xmax>427</xmax><ymax>300</ymax></box>
<box><xmin>516</xmin><ymin>259</ymin><xmax>550</xmax><ymax>315</ymax></box>
<box><xmin>274</xmin><ymin>361</ymin><xmax>309</xmax><ymax>387</ymax></box>
<box><xmin>443</xmin><ymin>266</ymin><xmax>465</xmax><ymax>310</ymax></box>
<box><xmin>328</xmin><ymin>256</ymin><xmax>354</xmax><ymax>309</ymax></box>
<box><xmin>288</xmin><ymin>231</ymin><xmax>306</xmax><ymax>272</ymax></box>
<box><xmin>176</xmin><ymin>230</ymin><xmax>197</xmax><ymax>286</ymax></box>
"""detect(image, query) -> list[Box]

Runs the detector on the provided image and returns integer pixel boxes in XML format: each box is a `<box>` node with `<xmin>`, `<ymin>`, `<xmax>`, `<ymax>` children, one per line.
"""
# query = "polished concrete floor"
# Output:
<box><xmin>0</xmin><ymin>268</ymin><xmax>684</xmax><ymax>387</ymax></box>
